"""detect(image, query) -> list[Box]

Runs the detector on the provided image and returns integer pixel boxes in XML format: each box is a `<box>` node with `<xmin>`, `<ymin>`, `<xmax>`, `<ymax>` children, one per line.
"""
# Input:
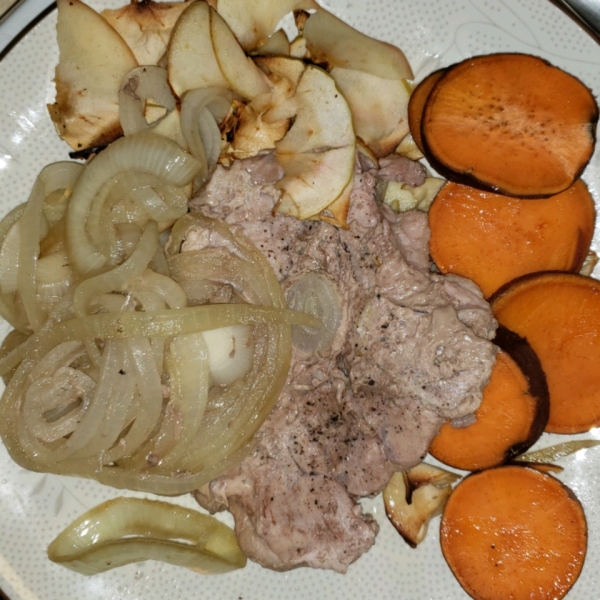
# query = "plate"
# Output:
<box><xmin>0</xmin><ymin>1</ymin><xmax>599</xmax><ymax>598</ymax></box>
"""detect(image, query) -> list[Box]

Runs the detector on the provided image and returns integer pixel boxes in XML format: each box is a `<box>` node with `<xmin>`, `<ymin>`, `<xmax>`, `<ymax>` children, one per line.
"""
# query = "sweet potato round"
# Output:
<box><xmin>429</xmin><ymin>327</ymin><xmax>549</xmax><ymax>471</ymax></box>
<box><xmin>428</xmin><ymin>180</ymin><xmax>596</xmax><ymax>298</ymax></box>
<box><xmin>441</xmin><ymin>465</ymin><xmax>587</xmax><ymax>600</ymax></box>
<box><xmin>422</xmin><ymin>53</ymin><xmax>598</xmax><ymax>197</ymax></box>
<box><xmin>491</xmin><ymin>272</ymin><xmax>600</xmax><ymax>433</ymax></box>
<box><xmin>408</xmin><ymin>68</ymin><xmax>446</xmax><ymax>154</ymax></box>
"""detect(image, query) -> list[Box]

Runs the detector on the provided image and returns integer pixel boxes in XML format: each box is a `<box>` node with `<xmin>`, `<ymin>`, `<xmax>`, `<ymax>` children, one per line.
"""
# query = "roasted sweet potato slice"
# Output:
<box><xmin>429</xmin><ymin>327</ymin><xmax>549</xmax><ymax>471</ymax></box>
<box><xmin>421</xmin><ymin>53</ymin><xmax>598</xmax><ymax>197</ymax></box>
<box><xmin>407</xmin><ymin>68</ymin><xmax>445</xmax><ymax>154</ymax></box>
<box><xmin>428</xmin><ymin>180</ymin><xmax>596</xmax><ymax>297</ymax></box>
<box><xmin>490</xmin><ymin>272</ymin><xmax>600</xmax><ymax>433</ymax></box>
<box><xmin>440</xmin><ymin>465</ymin><xmax>587</xmax><ymax>600</ymax></box>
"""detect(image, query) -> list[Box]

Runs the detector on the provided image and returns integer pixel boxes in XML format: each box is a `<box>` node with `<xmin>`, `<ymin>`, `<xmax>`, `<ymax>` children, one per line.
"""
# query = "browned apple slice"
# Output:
<box><xmin>273</xmin><ymin>65</ymin><xmax>355</xmax><ymax>219</ymax></box>
<box><xmin>167</xmin><ymin>1</ymin><xmax>230</xmax><ymax>97</ymax></box>
<box><xmin>209</xmin><ymin>8</ymin><xmax>271</xmax><ymax>99</ymax></box>
<box><xmin>252</xmin><ymin>29</ymin><xmax>290</xmax><ymax>57</ymax></box>
<box><xmin>223</xmin><ymin>56</ymin><xmax>304</xmax><ymax>160</ymax></box>
<box><xmin>395</xmin><ymin>132</ymin><xmax>424</xmax><ymax>161</ymax></box>
<box><xmin>255</xmin><ymin>56</ymin><xmax>305</xmax><ymax>98</ymax></box>
<box><xmin>214</xmin><ymin>0</ymin><xmax>317</xmax><ymax>51</ymax></box>
<box><xmin>289</xmin><ymin>35</ymin><xmax>308</xmax><ymax>59</ymax></box>
<box><xmin>377</xmin><ymin>177</ymin><xmax>445</xmax><ymax>213</ymax></box>
<box><xmin>102</xmin><ymin>0</ymin><xmax>191</xmax><ymax>66</ymax></box>
<box><xmin>167</xmin><ymin>1</ymin><xmax>269</xmax><ymax>100</ymax></box>
<box><xmin>303</xmin><ymin>8</ymin><xmax>413</xmax><ymax>80</ymax></box>
<box><xmin>48</xmin><ymin>0</ymin><xmax>138</xmax><ymax>151</ymax></box>
<box><xmin>331</xmin><ymin>67</ymin><xmax>411</xmax><ymax>157</ymax></box>
<box><xmin>384</xmin><ymin>463</ymin><xmax>459</xmax><ymax>548</ymax></box>
<box><xmin>317</xmin><ymin>176</ymin><xmax>353</xmax><ymax>227</ymax></box>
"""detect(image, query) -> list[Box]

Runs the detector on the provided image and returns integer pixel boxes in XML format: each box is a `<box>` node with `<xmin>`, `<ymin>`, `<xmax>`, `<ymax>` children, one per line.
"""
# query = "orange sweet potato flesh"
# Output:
<box><xmin>428</xmin><ymin>180</ymin><xmax>596</xmax><ymax>298</ymax></box>
<box><xmin>421</xmin><ymin>53</ymin><xmax>598</xmax><ymax>198</ymax></box>
<box><xmin>441</xmin><ymin>465</ymin><xmax>587</xmax><ymax>600</ymax></box>
<box><xmin>408</xmin><ymin>68</ymin><xmax>445</xmax><ymax>154</ymax></box>
<box><xmin>429</xmin><ymin>327</ymin><xmax>549</xmax><ymax>471</ymax></box>
<box><xmin>491</xmin><ymin>272</ymin><xmax>600</xmax><ymax>433</ymax></box>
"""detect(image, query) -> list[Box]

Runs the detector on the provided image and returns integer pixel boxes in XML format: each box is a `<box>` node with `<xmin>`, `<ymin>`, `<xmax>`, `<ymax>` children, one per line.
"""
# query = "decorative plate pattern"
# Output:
<box><xmin>0</xmin><ymin>1</ymin><xmax>599</xmax><ymax>599</ymax></box>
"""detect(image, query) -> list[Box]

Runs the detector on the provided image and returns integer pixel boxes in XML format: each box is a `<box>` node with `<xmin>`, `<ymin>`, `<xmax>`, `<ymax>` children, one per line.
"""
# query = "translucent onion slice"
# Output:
<box><xmin>285</xmin><ymin>272</ymin><xmax>342</xmax><ymax>354</ymax></box>
<box><xmin>36</xmin><ymin>303</ymin><xmax>285</xmax><ymax>372</ymax></box>
<box><xmin>180</xmin><ymin>87</ymin><xmax>232</xmax><ymax>188</ymax></box>
<box><xmin>0</xmin><ymin>220</ymin><xmax>21</xmax><ymax>295</ymax></box>
<box><xmin>119</xmin><ymin>66</ymin><xmax>177</xmax><ymax>136</ymax></box>
<box><xmin>13</xmin><ymin>162</ymin><xmax>83</xmax><ymax>331</ymax></box>
<box><xmin>515</xmin><ymin>440</ymin><xmax>600</xmax><ymax>464</ymax></box>
<box><xmin>158</xmin><ymin>332</ymin><xmax>210</xmax><ymax>470</ymax></box>
<box><xmin>47</xmin><ymin>497</ymin><xmax>246</xmax><ymax>575</ymax></box>
<box><xmin>0</xmin><ymin>204</ymin><xmax>26</xmax><ymax>330</ymax></box>
<box><xmin>0</xmin><ymin>304</ymin><xmax>317</xmax><ymax>379</ymax></box>
<box><xmin>66</xmin><ymin>132</ymin><xmax>201</xmax><ymax>275</ymax></box>
<box><xmin>73</xmin><ymin>220</ymin><xmax>158</xmax><ymax>317</ymax></box>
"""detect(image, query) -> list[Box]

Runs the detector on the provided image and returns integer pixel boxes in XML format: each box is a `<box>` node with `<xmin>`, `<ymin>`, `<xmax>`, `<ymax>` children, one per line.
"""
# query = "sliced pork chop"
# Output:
<box><xmin>188</xmin><ymin>154</ymin><xmax>497</xmax><ymax>572</ymax></box>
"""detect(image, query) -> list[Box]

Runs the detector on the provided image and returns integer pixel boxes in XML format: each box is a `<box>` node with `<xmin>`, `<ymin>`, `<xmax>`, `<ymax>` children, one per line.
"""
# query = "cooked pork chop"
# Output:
<box><xmin>188</xmin><ymin>154</ymin><xmax>497</xmax><ymax>573</ymax></box>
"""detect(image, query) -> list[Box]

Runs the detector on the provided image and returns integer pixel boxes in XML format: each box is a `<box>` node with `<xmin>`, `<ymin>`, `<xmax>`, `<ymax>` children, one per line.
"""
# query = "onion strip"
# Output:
<box><xmin>66</xmin><ymin>132</ymin><xmax>201</xmax><ymax>275</ymax></box>
<box><xmin>47</xmin><ymin>497</ymin><xmax>246</xmax><ymax>575</ymax></box>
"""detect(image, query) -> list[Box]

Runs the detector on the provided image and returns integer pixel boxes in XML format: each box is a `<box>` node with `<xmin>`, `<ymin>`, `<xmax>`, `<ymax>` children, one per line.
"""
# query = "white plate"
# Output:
<box><xmin>1</xmin><ymin>1</ymin><xmax>600</xmax><ymax>599</ymax></box>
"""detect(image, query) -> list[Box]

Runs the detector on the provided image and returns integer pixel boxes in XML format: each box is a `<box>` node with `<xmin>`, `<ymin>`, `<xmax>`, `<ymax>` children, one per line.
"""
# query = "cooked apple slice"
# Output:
<box><xmin>303</xmin><ymin>8</ymin><xmax>413</xmax><ymax>80</ymax></box>
<box><xmin>377</xmin><ymin>177</ymin><xmax>445</xmax><ymax>213</ymax></box>
<box><xmin>102</xmin><ymin>0</ymin><xmax>191</xmax><ymax>66</ymax></box>
<box><xmin>274</xmin><ymin>65</ymin><xmax>355</xmax><ymax>219</ymax></box>
<box><xmin>318</xmin><ymin>175</ymin><xmax>353</xmax><ymax>227</ymax></box>
<box><xmin>221</xmin><ymin>56</ymin><xmax>303</xmax><ymax>160</ymax></box>
<box><xmin>289</xmin><ymin>35</ymin><xmax>308</xmax><ymax>59</ymax></box>
<box><xmin>252</xmin><ymin>29</ymin><xmax>290</xmax><ymax>57</ymax></box>
<box><xmin>167</xmin><ymin>1</ymin><xmax>269</xmax><ymax>100</ymax></box>
<box><xmin>167</xmin><ymin>1</ymin><xmax>230</xmax><ymax>98</ymax></box>
<box><xmin>395</xmin><ymin>132</ymin><xmax>424</xmax><ymax>161</ymax></box>
<box><xmin>276</xmin><ymin>66</ymin><xmax>354</xmax><ymax>154</ymax></box>
<box><xmin>383</xmin><ymin>463</ymin><xmax>459</xmax><ymax>548</ymax></box>
<box><xmin>225</xmin><ymin>104</ymin><xmax>289</xmax><ymax>159</ymax></box>
<box><xmin>255</xmin><ymin>55</ymin><xmax>306</xmax><ymax>97</ymax></box>
<box><xmin>48</xmin><ymin>0</ymin><xmax>138</xmax><ymax>151</ymax></box>
<box><xmin>331</xmin><ymin>67</ymin><xmax>411</xmax><ymax>157</ymax></box>
<box><xmin>214</xmin><ymin>0</ymin><xmax>317</xmax><ymax>51</ymax></box>
<box><xmin>209</xmin><ymin>8</ymin><xmax>271</xmax><ymax>99</ymax></box>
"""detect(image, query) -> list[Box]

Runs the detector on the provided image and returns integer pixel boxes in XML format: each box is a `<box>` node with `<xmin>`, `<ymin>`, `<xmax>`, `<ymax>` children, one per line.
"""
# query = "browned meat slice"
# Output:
<box><xmin>189</xmin><ymin>154</ymin><xmax>497</xmax><ymax>572</ymax></box>
<box><xmin>197</xmin><ymin>376</ymin><xmax>381</xmax><ymax>572</ymax></box>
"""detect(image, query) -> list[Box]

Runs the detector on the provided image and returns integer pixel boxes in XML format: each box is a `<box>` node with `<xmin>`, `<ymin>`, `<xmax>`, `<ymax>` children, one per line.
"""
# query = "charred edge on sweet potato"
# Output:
<box><xmin>428</xmin><ymin>325</ymin><xmax>549</xmax><ymax>471</ymax></box>
<box><xmin>420</xmin><ymin>53</ymin><xmax>599</xmax><ymax>198</ymax></box>
<box><xmin>408</xmin><ymin>68</ymin><xmax>446</xmax><ymax>154</ymax></box>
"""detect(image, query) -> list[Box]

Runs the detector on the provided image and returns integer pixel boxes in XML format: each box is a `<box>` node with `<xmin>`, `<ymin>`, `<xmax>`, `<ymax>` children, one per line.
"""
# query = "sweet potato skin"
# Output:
<box><xmin>421</xmin><ymin>53</ymin><xmax>599</xmax><ymax>198</ymax></box>
<box><xmin>490</xmin><ymin>272</ymin><xmax>600</xmax><ymax>433</ymax></box>
<box><xmin>429</xmin><ymin>326</ymin><xmax>549</xmax><ymax>471</ymax></box>
<box><xmin>441</xmin><ymin>465</ymin><xmax>587</xmax><ymax>600</ymax></box>
<box><xmin>428</xmin><ymin>180</ymin><xmax>596</xmax><ymax>298</ymax></box>
<box><xmin>408</xmin><ymin>68</ymin><xmax>446</xmax><ymax>154</ymax></box>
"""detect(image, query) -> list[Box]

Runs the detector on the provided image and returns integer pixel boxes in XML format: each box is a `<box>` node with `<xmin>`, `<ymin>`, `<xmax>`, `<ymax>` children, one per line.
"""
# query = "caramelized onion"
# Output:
<box><xmin>66</xmin><ymin>132</ymin><xmax>201</xmax><ymax>275</ymax></box>
<box><xmin>0</xmin><ymin>130</ymin><xmax>316</xmax><ymax>496</ymax></box>
<box><xmin>286</xmin><ymin>271</ymin><xmax>341</xmax><ymax>353</ymax></box>
<box><xmin>180</xmin><ymin>87</ymin><xmax>233</xmax><ymax>188</ymax></box>
<box><xmin>48</xmin><ymin>497</ymin><xmax>246</xmax><ymax>575</ymax></box>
